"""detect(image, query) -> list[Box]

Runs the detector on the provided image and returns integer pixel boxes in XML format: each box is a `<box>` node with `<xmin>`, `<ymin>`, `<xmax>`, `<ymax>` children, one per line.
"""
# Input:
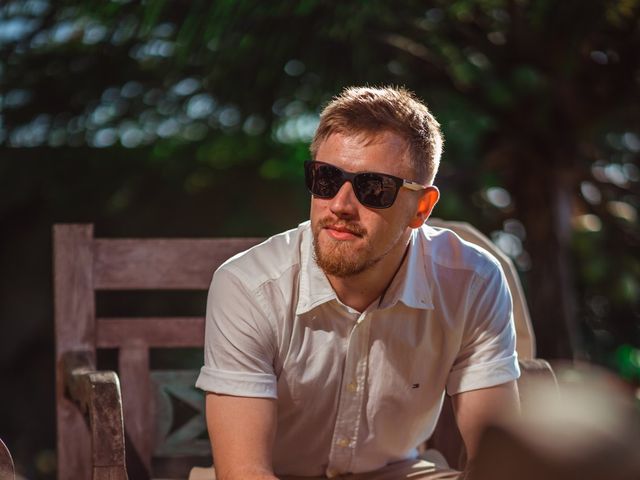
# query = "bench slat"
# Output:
<box><xmin>93</xmin><ymin>238</ymin><xmax>263</xmax><ymax>290</ymax></box>
<box><xmin>54</xmin><ymin>224</ymin><xmax>95</xmax><ymax>479</ymax></box>
<box><xmin>119</xmin><ymin>344</ymin><xmax>152</xmax><ymax>474</ymax></box>
<box><xmin>97</xmin><ymin>317</ymin><xmax>205</xmax><ymax>348</ymax></box>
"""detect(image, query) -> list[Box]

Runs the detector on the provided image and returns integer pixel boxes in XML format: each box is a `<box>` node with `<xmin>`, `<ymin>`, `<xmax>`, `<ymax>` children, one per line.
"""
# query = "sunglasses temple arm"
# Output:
<box><xmin>402</xmin><ymin>180</ymin><xmax>426</xmax><ymax>191</ymax></box>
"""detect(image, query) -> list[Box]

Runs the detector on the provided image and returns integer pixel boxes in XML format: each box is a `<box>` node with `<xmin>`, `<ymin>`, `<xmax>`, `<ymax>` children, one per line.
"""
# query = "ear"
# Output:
<box><xmin>409</xmin><ymin>186</ymin><xmax>440</xmax><ymax>228</ymax></box>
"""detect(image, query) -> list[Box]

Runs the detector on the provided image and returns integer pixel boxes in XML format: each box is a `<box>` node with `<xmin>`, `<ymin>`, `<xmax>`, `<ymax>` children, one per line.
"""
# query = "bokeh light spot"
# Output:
<box><xmin>491</xmin><ymin>231</ymin><xmax>523</xmax><ymax>258</ymax></box>
<box><xmin>92</xmin><ymin>127</ymin><xmax>117</xmax><ymax>147</ymax></box>
<box><xmin>580</xmin><ymin>181</ymin><xmax>602</xmax><ymax>205</ymax></box>
<box><xmin>572</xmin><ymin>214</ymin><xmax>602</xmax><ymax>232</ymax></box>
<box><xmin>590</xmin><ymin>50</ymin><xmax>608</xmax><ymax>65</ymax></box>
<box><xmin>607</xmin><ymin>201</ymin><xmax>637</xmax><ymax>222</ymax></box>
<box><xmin>622</xmin><ymin>132</ymin><xmax>640</xmax><ymax>152</ymax></box>
<box><xmin>284</xmin><ymin>59</ymin><xmax>305</xmax><ymax>76</ymax></box>
<box><xmin>218</xmin><ymin>106</ymin><xmax>241</xmax><ymax>128</ymax></box>
<box><xmin>484</xmin><ymin>186</ymin><xmax>512</xmax><ymax>209</ymax></box>
<box><xmin>186</xmin><ymin>94</ymin><xmax>216</xmax><ymax>119</ymax></box>
<box><xmin>172</xmin><ymin>77</ymin><xmax>201</xmax><ymax>96</ymax></box>
<box><xmin>243</xmin><ymin>114</ymin><xmax>266</xmax><ymax>136</ymax></box>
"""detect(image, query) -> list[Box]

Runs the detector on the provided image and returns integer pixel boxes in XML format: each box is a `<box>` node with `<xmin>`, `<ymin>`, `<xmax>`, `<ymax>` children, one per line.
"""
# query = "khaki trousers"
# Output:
<box><xmin>189</xmin><ymin>456</ymin><xmax>460</xmax><ymax>480</ymax></box>
<box><xmin>281</xmin><ymin>459</ymin><xmax>460</xmax><ymax>479</ymax></box>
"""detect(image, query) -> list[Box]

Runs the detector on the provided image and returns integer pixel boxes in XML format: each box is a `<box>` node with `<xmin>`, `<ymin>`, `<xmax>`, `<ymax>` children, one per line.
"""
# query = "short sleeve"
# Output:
<box><xmin>195</xmin><ymin>266</ymin><xmax>278</xmax><ymax>398</ymax></box>
<box><xmin>446</xmin><ymin>261</ymin><xmax>520</xmax><ymax>395</ymax></box>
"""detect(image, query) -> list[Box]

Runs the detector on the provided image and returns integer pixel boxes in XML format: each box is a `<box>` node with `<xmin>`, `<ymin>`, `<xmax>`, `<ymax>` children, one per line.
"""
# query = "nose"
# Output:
<box><xmin>329</xmin><ymin>181</ymin><xmax>359</xmax><ymax>218</ymax></box>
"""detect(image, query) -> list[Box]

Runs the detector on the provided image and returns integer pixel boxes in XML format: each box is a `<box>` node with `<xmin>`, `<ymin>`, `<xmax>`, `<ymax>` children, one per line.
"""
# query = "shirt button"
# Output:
<box><xmin>347</xmin><ymin>382</ymin><xmax>357</xmax><ymax>393</ymax></box>
<box><xmin>336</xmin><ymin>438</ymin><xmax>350</xmax><ymax>448</ymax></box>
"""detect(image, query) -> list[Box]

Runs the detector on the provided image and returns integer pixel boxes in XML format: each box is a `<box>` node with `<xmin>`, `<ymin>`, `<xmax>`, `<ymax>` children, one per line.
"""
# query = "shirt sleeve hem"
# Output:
<box><xmin>446</xmin><ymin>354</ymin><xmax>520</xmax><ymax>395</ymax></box>
<box><xmin>195</xmin><ymin>366</ymin><xmax>277</xmax><ymax>399</ymax></box>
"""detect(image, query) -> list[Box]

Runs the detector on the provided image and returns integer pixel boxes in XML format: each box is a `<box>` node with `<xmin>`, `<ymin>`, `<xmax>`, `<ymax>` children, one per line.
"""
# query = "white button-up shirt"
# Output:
<box><xmin>196</xmin><ymin>221</ymin><xmax>519</xmax><ymax>477</ymax></box>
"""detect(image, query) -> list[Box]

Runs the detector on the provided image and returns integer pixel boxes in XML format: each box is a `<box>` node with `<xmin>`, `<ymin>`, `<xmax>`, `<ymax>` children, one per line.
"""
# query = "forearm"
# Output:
<box><xmin>206</xmin><ymin>394</ymin><xmax>279</xmax><ymax>480</ymax></box>
<box><xmin>216</xmin><ymin>465</ymin><xmax>279</xmax><ymax>480</ymax></box>
<box><xmin>452</xmin><ymin>381</ymin><xmax>520</xmax><ymax>460</ymax></box>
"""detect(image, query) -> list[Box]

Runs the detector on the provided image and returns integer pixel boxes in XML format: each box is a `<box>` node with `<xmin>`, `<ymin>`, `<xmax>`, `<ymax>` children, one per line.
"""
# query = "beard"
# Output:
<box><xmin>312</xmin><ymin>217</ymin><xmax>381</xmax><ymax>277</ymax></box>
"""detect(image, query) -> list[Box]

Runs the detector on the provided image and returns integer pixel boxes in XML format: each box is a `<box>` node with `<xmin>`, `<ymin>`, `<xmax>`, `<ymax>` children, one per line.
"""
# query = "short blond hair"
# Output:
<box><xmin>310</xmin><ymin>86</ymin><xmax>443</xmax><ymax>184</ymax></box>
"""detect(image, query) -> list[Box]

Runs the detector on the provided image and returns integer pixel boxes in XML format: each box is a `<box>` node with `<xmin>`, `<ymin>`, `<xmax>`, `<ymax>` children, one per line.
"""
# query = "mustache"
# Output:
<box><xmin>317</xmin><ymin>217</ymin><xmax>367</xmax><ymax>237</ymax></box>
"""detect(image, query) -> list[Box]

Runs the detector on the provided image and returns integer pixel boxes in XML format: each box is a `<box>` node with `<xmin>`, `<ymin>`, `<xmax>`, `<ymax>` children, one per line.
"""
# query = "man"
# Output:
<box><xmin>196</xmin><ymin>86</ymin><xmax>520</xmax><ymax>479</ymax></box>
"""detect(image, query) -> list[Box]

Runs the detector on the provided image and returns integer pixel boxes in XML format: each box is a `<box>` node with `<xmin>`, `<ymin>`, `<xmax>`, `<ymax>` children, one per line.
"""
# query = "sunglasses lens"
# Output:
<box><xmin>305</xmin><ymin>162</ymin><xmax>344</xmax><ymax>198</ymax></box>
<box><xmin>305</xmin><ymin>161</ymin><xmax>403</xmax><ymax>209</ymax></box>
<box><xmin>354</xmin><ymin>173</ymin><xmax>399</xmax><ymax>208</ymax></box>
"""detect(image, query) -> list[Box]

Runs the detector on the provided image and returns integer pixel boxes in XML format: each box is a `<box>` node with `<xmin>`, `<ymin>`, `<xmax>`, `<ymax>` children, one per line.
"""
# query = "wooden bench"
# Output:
<box><xmin>53</xmin><ymin>221</ymin><xmax>554</xmax><ymax>479</ymax></box>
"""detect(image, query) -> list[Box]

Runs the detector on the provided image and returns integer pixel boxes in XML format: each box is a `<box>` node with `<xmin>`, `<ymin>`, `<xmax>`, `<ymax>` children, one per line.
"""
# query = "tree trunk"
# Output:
<box><xmin>513</xmin><ymin>156</ymin><xmax>581</xmax><ymax>360</ymax></box>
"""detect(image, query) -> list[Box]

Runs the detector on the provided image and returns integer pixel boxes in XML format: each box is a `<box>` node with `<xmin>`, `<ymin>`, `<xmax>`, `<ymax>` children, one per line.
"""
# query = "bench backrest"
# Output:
<box><xmin>54</xmin><ymin>224</ymin><xmax>262</xmax><ymax>479</ymax></box>
<box><xmin>53</xmin><ymin>221</ymin><xmax>534</xmax><ymax>478</ymax></box>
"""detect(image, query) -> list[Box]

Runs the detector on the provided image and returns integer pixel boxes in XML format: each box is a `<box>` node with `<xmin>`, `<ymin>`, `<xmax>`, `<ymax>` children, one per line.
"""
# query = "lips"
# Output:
<box><xmin>320</xmin><ymin>221</ymin><xmax>366</xmax><ymax>240</ymax></box>
<box><xmin>327</xmin><ymin>225</ymin><xmax>359</xmax><ymax>235</ymax></box>
<box><xmin>329</xmin><ymin>229</ymin><xmax>356</xmax><ymax>241</ymax></box>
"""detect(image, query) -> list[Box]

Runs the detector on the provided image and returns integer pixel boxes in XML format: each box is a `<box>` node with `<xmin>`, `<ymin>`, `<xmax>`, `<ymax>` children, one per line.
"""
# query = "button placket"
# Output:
<box><xmin>326</xmin><ymin>312</ymin><xmax>372</xmax><ymax>476</ymax></box>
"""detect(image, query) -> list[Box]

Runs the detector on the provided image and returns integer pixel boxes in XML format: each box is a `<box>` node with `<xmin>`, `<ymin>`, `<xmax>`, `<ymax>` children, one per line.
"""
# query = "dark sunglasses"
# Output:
<box><xmin>304</xmin><ymin>160</ymin><xmax>425</xmax><ymax>209</ymax></box>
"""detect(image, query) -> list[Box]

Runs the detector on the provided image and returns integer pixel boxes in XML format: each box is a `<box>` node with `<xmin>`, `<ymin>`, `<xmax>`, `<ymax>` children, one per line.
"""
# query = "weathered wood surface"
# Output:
<box><xmin>0</xmin><ymin>438</ymin><xmax>15</xmax><ymax>480</ymax></box>
<box><xmin>93</xmin><ymin>238</ymin><xmax>263</xmax><ymax>290</ymax></box>
<box><xmin>119</xmin><ymin>344</ymin><xmax>152</xmax><ymax>475</ymax></box>
<box><xmin>62</xmin><ymin>351</ymin><xmax>128</xmax><ymax>479</ymax></box>
<box><xmin>54</xmin><ymin>226</ymin><xmax>262</xmax><ymax>479</ymax></box>
<box><xmin>92</xmin><ymin>466</ymin><xmax>128</xmax><ymax>480</ymax></box>
<box><xmin>96</xmin><ymin>317</ymin><xmax>205</xmax><ymax>348</ymax></box>
<box><xmin>54</xmin><ymin>224</ymin><xmax>95</xmax><ymax>480</ymax></box>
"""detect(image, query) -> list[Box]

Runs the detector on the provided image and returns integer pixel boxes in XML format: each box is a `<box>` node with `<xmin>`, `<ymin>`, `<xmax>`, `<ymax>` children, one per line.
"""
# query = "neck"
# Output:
<box><xmin>326</xmin><ymin>231</ymin><xmax>412</xmax><ymax>313</ymax></box>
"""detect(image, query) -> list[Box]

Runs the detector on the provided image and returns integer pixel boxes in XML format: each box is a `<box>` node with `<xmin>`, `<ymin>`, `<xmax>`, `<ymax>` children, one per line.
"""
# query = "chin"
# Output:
<box><xmin>315</xmin><ymin>244</ymin><xmax>381</xmax><ymax>278</ymax></box>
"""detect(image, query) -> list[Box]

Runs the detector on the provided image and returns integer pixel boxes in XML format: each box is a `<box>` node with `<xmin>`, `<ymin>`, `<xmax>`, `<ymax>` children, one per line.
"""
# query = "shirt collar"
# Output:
<box><xmin>296</xmin><ymin>221</ymin><xmax>337</xmax><ymax>315</ymax></box>
<box><xmin>295</xmin><ymin>222</ymin><xmax>435</xmax><ymax>315</ymax></box>
<box><xmin>378</xmin><ymin>226</ymin><xmax>434</xmax><ymax>311</ymax></box>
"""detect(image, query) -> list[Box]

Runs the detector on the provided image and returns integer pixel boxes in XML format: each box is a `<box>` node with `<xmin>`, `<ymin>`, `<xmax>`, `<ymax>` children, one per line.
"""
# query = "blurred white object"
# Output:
<box><xmin>473</xmin><ymin>363</ymin><xmax>640</xmax><ymax>480</ymax></box>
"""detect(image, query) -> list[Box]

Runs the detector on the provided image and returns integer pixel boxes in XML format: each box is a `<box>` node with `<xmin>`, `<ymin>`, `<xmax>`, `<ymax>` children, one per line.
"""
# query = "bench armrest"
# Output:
<box><xmin>62</xmin><ymin>351</ymin><xmax>128</xmax><ymax>480</ymax></box>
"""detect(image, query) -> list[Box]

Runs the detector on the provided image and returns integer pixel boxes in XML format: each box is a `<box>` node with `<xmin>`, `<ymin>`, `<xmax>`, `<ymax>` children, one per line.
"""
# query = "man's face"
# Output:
<box><xmin>310</xmin><ymin>131</ymin><xmax>423</xmax><ymax>278</ymax></box>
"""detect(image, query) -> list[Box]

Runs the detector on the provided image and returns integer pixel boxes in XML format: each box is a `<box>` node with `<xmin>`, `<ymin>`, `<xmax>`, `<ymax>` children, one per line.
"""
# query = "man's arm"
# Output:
<box><xmin>451</xmin><ymin>380</ymin><xmax>520</xmax><ymax>462</ymax></box>
<box><xmin>206</xmin><ymin>392</ymin><xmax>279</xmax><ymax>480</ymax></box>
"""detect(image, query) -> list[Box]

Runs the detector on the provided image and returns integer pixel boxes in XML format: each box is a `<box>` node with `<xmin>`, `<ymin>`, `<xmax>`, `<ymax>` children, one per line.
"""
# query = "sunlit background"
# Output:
<box><xmin>1</xmin><ymin>0</ymin><xmax>639</xmax><ymax>478</ymax></box>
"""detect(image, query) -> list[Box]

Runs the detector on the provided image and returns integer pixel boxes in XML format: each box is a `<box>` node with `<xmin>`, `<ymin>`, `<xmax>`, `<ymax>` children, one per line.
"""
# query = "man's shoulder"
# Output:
<box><xmin>418</xmin><ymin>223</ymin><xmax>501</xmax><ymax>278</ymax></box>
<box><xmin>215</xmin><ymin>221</ymin><xmax>309</xmax><ymax>290</ymax></box>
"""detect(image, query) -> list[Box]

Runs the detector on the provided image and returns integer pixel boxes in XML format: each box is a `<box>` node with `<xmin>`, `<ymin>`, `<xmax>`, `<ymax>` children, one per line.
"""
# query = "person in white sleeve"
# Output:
<box><xmin>196</xmin><ymin>86</ymin><xmax>521</xmax><ymax>480</ymax></box>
